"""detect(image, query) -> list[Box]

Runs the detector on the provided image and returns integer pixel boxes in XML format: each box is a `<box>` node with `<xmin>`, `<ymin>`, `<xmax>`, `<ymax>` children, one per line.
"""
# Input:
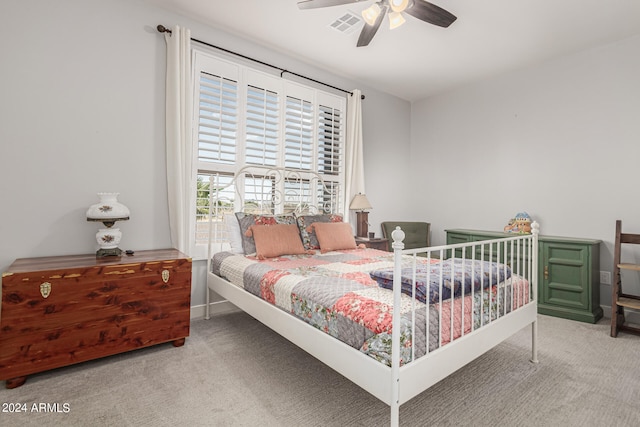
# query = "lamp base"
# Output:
<box><xmin>356</xmin><ymin>211</ymin><xmax>369</xmax><ymax>238</ymax></box>
<box><xmin>96</xmin><ymin>247</ymin><xmax>123</xmax><ymax>258</ymax></box>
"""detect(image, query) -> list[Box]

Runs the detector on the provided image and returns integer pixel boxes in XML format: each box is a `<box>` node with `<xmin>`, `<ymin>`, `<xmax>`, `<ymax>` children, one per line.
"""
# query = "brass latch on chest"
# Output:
<box><xmin>40</xmin><ymin>282</ymin><xmax>52</xmax><ymax>298</ymax></box>
<box><xmin>162</xmin><ymin>269</ymin><xmax>170</xmax><ymax>283</ymax></box>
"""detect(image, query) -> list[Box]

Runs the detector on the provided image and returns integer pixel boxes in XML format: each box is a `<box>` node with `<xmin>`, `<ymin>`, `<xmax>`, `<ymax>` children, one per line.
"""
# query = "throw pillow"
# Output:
<box><xmin>246</xmin><ymin>224</ymin><xmax>307</xmax><ymax>259</ymax></box>
<box><xmin>224</xmin><ymin>214</ymin><xmax>244</xmax><ymax>254</ymax></box>
<box><xmin>310</xmin><ymin>222</ymin><xmax>357</xmax><ymax>253</ymax></box>
<box><xmin>235</xmin><ymin>212</ymin><xmax>297</xmax><ymax>255</ymax></box>
<box><xmin>295</xmin><ymin>213</ymin><xmax>343</xmax><ymax>250</ymax></box>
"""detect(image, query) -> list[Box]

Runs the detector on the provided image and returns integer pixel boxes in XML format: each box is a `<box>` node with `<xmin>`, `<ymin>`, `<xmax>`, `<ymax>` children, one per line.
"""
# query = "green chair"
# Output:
<box><xmin>381</xmin><ymin>221</ymin><xmax>430</xmax><ymax>252</ymax></box>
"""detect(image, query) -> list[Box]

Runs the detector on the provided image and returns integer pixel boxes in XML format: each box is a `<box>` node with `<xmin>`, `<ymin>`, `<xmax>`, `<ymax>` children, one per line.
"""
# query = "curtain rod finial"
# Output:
<box><xmin>157</xmin><ymin>25</ymin><xmax>171</xmax><ymax>34</ymax></box>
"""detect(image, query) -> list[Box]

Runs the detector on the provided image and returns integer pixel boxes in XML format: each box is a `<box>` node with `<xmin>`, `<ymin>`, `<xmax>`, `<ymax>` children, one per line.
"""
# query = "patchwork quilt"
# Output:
<box><xmin>211</xmin><ymin>248</ymin><xmax>530</xmax><ymax>366</ymax></box>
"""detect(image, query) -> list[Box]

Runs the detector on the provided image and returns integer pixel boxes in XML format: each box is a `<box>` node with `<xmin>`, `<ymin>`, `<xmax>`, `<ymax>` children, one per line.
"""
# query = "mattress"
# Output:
<box><xmin>211</xmin><ymin>248</ymin><xmax>529</xmax><ymax>366</ymax></box>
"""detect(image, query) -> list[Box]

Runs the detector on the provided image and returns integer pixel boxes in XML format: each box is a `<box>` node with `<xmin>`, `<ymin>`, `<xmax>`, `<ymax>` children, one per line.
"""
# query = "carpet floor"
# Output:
<box><xmin>1</xmin><ymin>312</ymin><xmax>639</xmax><ymax>426</ymax></box>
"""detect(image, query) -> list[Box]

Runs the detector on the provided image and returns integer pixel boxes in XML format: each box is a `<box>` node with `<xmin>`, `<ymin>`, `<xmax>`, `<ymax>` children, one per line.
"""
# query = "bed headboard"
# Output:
<box><xmin>205</xmin><ymin>165</ymin><xmax>343</xmax><ymax>247</ymax></box>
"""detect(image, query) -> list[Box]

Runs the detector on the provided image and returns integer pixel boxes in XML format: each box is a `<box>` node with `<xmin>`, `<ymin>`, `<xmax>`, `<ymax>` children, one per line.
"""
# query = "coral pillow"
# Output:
<box><xmin>295</xmin><ymin>213</ymin><xmax>344</xmax><ymax>250</ymax></box>
<box><xmin>236</xmin><ymin>213</ymin><xmax>297</xmax><ymax>255</ymax></box>
<box><xmin>310</xmin><ymin>222</ymin><xmax>356</xmax><ymax>253</ymax></box>
<box><xmin>245</xmin><ymin>224</ymin><xmax>307</xmax><ymax>259</ymax></box>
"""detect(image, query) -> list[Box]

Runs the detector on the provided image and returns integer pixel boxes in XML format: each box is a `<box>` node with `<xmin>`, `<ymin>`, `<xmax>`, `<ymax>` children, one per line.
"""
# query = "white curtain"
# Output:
<box><xmin>164</xmin><ymin>26</ymin><xmax>193</xmax><ymax>254</ymax></box>
<box><xmin>344</xmin><ymin>89</ymin><xmax>365</xmax><ymax>217</ymax></box>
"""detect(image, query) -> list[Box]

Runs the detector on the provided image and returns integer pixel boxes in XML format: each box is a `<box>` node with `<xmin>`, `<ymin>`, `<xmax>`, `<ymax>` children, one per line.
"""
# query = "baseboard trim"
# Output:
<box><xmin>600</xmin><ymin>305</ymin><xmax>640</xmax><ymax>325</ymax></box>
<box><xmin>190</xmin><ymin>300</ymin><xmax>240</xmax><ymax>320</ymax></box>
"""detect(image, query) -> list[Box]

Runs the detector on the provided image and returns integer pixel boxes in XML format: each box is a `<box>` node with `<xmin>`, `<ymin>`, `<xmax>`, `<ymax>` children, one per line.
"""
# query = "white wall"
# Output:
<box><xmin>0</xmin><ymin>0</ymin><xmax>172</xmax><ymax>265</ymax></box>
<box><xmin>360</xmin><ymin>91</ymin><xmax>412</xmax><ymax>235</ymax></box>
<box><xmin>0</xmin><ymin>0</ymin><xmax>411</xmax><ymax>313</ymax></box>
<box><xmin>410</xmin><ymin>34</ymin><xmax>640</xmax><ymax>308</ymax></box>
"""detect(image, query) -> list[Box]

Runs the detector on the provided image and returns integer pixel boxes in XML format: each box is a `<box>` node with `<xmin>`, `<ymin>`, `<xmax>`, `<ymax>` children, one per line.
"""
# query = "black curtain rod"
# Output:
<box><xmin>157</xmin><ymin>25</ymin><xmax>364</xmax><ymax>100</ymax></box>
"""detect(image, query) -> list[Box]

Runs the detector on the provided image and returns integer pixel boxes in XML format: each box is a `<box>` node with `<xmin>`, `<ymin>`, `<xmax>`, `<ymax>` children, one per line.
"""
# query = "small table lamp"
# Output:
<box><xmin>86</xmin><ymin>193</ymin><xmax>130</xmax><ymax>257</ymax></box>
<box><xmin>349</xmin><ymin>193</ymin><xmax>372</xmax><ymax>238</ymax></box>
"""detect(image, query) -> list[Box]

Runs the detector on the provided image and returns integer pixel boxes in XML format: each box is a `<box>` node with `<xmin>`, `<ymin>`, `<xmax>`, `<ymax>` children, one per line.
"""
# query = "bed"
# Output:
<box><xmin>205</xmin><ymin>166</ymin><xmax>539</xmax><ymax>426</ymax></box>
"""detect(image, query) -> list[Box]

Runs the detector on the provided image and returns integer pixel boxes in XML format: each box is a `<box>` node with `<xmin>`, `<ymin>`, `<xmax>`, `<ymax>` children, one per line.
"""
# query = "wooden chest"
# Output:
<box><xmin>0</xmin><ymin>249</ymin><xmax>191</xmax><ymax>388</ymax></box>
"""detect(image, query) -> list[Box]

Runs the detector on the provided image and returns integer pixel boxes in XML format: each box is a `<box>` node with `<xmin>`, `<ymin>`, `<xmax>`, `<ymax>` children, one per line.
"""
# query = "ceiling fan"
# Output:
<box><xmin>298</xmin><ymin>0</ymin><xmax>457</xmax><ymax>47</ymax></box>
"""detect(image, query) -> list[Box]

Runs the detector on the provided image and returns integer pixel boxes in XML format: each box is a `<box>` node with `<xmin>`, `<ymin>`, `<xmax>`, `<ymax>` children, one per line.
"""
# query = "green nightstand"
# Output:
<box><xmin>446</xmin><ymin>229</ymin><xmax>603</xmax><ymax>323</ymax></box>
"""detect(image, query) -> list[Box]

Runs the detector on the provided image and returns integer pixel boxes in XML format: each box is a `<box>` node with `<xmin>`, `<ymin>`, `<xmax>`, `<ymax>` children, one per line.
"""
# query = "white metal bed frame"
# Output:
<box><xmin>205</xmin><ymin>166</ymin><xmax>539</xmax><ymax>426</ymax></box>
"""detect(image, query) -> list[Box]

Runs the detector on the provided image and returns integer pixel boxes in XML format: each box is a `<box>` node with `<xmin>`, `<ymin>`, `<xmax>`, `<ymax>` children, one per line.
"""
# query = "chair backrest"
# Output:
<box><xmin>614</xmin><ymin>219</ymin><xmax>640</xmax><ymax>280</ymax></box>
<box><xmin>381</xmin><ymin>221</ymin><xmax>430</xmax><ymax>252</ymax></box>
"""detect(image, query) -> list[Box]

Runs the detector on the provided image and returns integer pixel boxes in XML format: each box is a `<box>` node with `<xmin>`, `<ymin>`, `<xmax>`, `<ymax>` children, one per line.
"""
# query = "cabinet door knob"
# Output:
<box><xmin>40</xmin><ymin>282</ymin><xmax>52</xmax><ymax>298</ymax></box>
<box><xmin>162</xmin><ymin>269</ymin><xmax>170</xmax><ymax>283</ymax></box>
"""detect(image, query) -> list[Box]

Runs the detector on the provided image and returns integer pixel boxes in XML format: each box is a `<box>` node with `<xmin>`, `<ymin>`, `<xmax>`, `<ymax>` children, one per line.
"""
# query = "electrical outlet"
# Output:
<box><xmin>600</xmin><ymin>271</ymin><xmax>611</xmax><ymax>285</ymax></box>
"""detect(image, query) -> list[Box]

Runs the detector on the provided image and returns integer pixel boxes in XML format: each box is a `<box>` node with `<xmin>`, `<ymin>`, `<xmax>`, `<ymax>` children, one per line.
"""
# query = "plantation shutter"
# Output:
<box><xmin>318</xmin><ymin>103</ymin><xmax>343</xmax><ymax>176</ymax></box>
<box><xmin>245</xmin><ymin>85</ymin><xmax>279</xmax><ymax>166</ymax></box>
<box><xmin>196</xmin><ymin>72</ymin><xmax>238</xmax><ymax>165</ymax></box>
<box><xmin>284</xmin><ymin>96</ymin><xmax>313</xmax><ymax>170</ymax></box>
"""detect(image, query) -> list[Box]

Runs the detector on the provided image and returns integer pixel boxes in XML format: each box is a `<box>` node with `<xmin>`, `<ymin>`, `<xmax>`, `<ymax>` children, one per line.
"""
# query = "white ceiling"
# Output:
<box><xmin>145</xmin><ymin>0</ymin><xmax>640</xmax><ymax>101</ymax></box>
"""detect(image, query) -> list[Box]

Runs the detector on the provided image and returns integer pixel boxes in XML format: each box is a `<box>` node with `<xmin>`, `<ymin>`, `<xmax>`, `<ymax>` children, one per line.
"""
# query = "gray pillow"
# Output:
<box><xmin>235</xmin><ymin>212</ymin><xmax>297</xmax><ymax>255</ymax></box>
<box><xmin>295</xmin><ymin>213</ymin><xmax>344</xmax><ymax>250</ymax></box>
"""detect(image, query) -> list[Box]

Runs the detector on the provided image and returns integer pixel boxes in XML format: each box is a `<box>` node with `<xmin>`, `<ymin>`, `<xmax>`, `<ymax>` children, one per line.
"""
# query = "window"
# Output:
<box><xmin>191</xmin><ymin>50</ymin><xmax>346</xmax><ymax>257</ymax></box>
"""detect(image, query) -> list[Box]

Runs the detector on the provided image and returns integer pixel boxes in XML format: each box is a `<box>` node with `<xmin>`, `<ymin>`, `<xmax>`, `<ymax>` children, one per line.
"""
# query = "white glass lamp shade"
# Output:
<box><xmin>349</xmin><ymin>194</ymin><xmax>373</xmax><ymax>211</ymax></box>
<box><xmin>388</xmin><ymin>11</ymin><xmax>406</xmax><ymax>29</ymax></box>
<box><xmin>389</xmin><ymin>0</ymin><xmax>410</xmax><ymax>13</ymax></box>
<box><xmin>86</xmin><ymin>193</ymin><xmax>130</xmax><ymax>224</ymax></box>
<box><xmin>362</xmin><ymin>3</ymin><xmax>382</xmax><ymax>26</ymax></box>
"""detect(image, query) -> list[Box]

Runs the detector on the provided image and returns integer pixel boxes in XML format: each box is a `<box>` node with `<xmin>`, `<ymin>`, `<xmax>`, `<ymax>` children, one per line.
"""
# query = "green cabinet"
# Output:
<box><xmin>446</xmin><ymin>229</ymin><xmax>602</xmax><ymax>323</ymax></box>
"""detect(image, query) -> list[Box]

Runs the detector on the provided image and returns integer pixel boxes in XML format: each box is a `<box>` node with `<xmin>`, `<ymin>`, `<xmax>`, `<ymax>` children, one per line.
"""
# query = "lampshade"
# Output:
<box><xmin>389</xmin><ymin>0</ymin><xmax>411</xmax><ymax>13</ymax></box>
<box><xmin>388</xmin><ymin>11</ymin><xmax>406</xmax><ymax>29</ymax></box>
<box><xmin>349</xmin><ymin>194</ymin><xmax>372</xmax><ymax>211</ymax></box>
<box><xmin>87</xmin><ymin>193</ymin><xmax>130</xmax><ymax>224</ymax></box>
<box><xmin>361</xmin><ymin>3</ymin><xmax>382</xmax><ymax>26</ymax></box>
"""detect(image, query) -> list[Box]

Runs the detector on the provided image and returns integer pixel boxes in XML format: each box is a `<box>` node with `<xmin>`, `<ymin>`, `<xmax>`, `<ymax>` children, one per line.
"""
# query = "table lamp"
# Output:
<box><xmin>86</xmin><ymin>193</ymin><xmax>130</xmax><ymax>257</ymax></box>
<box><xmin>349</xmin><ymin>193</ymin><xmax>372</xmax><ymax>238</ymax></box>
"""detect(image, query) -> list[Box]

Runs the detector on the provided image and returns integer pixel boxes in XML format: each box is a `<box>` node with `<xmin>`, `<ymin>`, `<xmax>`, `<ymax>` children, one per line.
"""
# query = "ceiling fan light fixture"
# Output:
<box><xmin>389</xmin><ymin>0</ymin><xmax>410</xmax><ymax>13</ymax></box>
<box><xmin>361</xmin><ymin>3</ymin><xmax>382</xmax><ymax>26</ymax></box>
<box><xmin>388</xmin><ymin>11</ymin><xmax>406</xmax><ymax>29</ymax></box>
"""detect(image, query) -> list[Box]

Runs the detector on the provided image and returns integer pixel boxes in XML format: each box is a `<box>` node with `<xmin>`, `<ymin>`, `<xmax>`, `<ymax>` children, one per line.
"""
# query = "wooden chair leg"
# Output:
<box><xmin>611</xmin><ymin>303</ymin><xmax>625</xmax><ymax>337</ymax></box>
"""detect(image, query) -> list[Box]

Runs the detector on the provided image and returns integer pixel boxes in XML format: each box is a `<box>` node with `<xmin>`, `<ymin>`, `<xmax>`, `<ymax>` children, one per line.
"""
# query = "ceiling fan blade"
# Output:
<box><xmin>297</xmin><ymin>0</ymin><xmax>363</xmax><ymax>9</ymax></box>
<box><xmin>357</xmin><ymin>5</ymin><xmax>387</xmax><ymax>47</ymax></box>
<box><xmin>405</xmin><ymin>0</ymin><xmax>457</xmax><ymax>28</ymax></box>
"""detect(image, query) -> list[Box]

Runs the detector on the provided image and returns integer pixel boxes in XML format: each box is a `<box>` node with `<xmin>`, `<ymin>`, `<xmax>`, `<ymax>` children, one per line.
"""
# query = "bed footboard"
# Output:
<box><xmin>387</xmin><ymin>223</ymin><xmax>539</xmax><ymax>426</ymax></box>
